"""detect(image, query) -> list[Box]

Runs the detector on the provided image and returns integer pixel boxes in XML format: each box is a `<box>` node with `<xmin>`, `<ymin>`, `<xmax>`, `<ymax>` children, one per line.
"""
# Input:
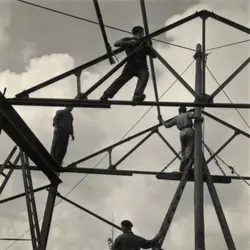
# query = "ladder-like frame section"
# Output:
<box><xmin>20</xmin><ymin>150</ymin><xmax>42</xmax><ymax>249</ymax></box>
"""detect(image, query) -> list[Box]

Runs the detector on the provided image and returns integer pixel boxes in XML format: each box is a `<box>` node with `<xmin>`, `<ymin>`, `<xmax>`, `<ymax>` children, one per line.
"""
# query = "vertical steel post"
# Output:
<box><xmin>194</xmin><ymin>43</ymin><xmax>205</xmax><ymax>250</ymax></box>
<box><xmin>201</xmin><ymin>16</ymin><xmax>206</xmax><ymax>153</ymax></box>
<box><xmin>140</xmin><ymin>0</ymin><xmax>161</xmax><ymax>117</ymax></box>
<box><xmin>75</xmin><ymin>71</ymin><xmax>82</xmax><ymax>95</ymax></box>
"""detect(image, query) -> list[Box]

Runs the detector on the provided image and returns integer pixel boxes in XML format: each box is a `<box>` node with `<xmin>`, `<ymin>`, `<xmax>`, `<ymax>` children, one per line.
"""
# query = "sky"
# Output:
<box><xmin>0</xmin><ymin>0</ymin><xmax>249</xmax><ymax>249</ymax></box>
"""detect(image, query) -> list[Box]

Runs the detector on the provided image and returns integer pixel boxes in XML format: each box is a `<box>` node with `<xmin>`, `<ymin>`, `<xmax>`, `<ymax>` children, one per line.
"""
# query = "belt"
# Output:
<box><xmin>180</xmin><ymin>125</ymin><xmax>193</xmax><ymax>130</ymax></box>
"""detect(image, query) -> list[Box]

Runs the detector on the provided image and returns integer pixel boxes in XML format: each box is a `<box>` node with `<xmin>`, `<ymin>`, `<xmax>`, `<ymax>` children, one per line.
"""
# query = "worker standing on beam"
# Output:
<box><xmin>100</xmin><ymin>26</ymin><xmax>156</xmax><ymax>102</ymax></box>
<box><xmin>112</xmin><ymin>220</ymin><xmax>163</xmax><ymax>250</ymax></box>
<box><xmin>159</xmin><ymin>106</ymin><xmax>203</xmax><ymax>172</ymax></box>
<box><xmin>50</xmin><ymin>105</ymin><xmax>75</xmax><ymax>166</ymax></box>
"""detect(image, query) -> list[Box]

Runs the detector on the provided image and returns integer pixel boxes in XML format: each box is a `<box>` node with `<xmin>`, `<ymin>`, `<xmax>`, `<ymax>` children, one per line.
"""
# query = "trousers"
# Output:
<box><xmin>104</xmin><ymin>64</ymin><xmax>149</xmax><ymax>98</ymax></box>
<box><xmin>50</xmin><ymin>128</ymin><xmax>70</xmax><ymax>165</ymax></box>
<box><xmin>179</xmin><ymin>127</ymin><xmax>194</xmax><ymax>171</ymax></box>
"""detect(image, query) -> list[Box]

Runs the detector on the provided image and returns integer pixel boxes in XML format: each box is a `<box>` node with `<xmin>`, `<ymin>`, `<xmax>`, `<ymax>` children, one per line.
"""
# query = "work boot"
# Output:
<box><xmin>100</xmin><ymin>94</ymin><xmax>109</xmax><ymax>101</ymax></box>
<box><xmin>132</xmin><ymin>93</ymin><xmax>146</xmax><ymax>102</ymax></box>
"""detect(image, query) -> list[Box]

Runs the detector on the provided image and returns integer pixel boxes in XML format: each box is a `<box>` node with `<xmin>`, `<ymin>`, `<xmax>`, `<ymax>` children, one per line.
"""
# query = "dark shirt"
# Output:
<box><xmin>53</xmin><ymin>109</ymin><xmax>73</xmax><ymax>134</ymax></box>
<box><xmin>119</xmin><ymin>37</ymin><xmax>155</xmax><ymax>68</ymax></box>
<box><xmin>112</xmin><ymin>232</ymin><xmax>158</xmax><ymax>250</ymax></box>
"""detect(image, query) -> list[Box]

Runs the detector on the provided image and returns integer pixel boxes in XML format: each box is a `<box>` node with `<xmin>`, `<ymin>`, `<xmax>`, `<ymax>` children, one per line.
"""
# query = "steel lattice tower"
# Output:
<box><xmin>0</xmin><ymin>1</ymin><xmax>250</xmax><ymax>249</ymax></box>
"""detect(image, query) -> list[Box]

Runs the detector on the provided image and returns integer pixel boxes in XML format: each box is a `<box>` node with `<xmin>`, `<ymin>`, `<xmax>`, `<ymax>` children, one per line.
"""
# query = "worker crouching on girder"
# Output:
<box><xmin>100</xmin><ymin>25</ymin><xmax>156</xmax><ymax>103</ymax></box>
<box><xmin>159</xmin><ymin>106</ymin><xmax>204</xmax><ymax>172</ymax></box>
<box><xmin>112</xmin><ymin>220</ymin><xmax>163</xmax><ymax>250</ymax></box>
<box><xmin>50</xmin><ymin>105</ymin><xmax>75</xmax><ymax>166</ymax></box>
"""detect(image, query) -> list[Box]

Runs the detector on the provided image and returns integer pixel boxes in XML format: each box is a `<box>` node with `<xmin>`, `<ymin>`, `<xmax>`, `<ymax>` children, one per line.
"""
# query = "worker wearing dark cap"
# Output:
<box><xmin>112</xmin><ymin>220</ymin><xmax>162</xmax><ymax>250</ymax></box>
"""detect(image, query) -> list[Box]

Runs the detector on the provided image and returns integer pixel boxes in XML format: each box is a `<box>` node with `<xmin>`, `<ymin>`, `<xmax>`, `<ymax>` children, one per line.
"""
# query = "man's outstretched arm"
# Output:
<box><xmin>140</xmin><ymin>232</ymin><xmax>162</xmax><ymax>249</ymax></box>
<box><xmin>158</xmin><ymin>115</ymin><xmax>176</xmax><ymax>128</ymax></box>
<box><xmin>114</xmin><ymin>37</ymin><xmax>138</xmax><ymax>47</ymax></box>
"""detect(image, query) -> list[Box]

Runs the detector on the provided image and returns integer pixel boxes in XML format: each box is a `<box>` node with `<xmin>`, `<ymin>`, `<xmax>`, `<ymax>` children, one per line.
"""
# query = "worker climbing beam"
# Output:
<box><xmin>7</xmin><ymin>97</ymin><xmax>250</xmax><ymax>109</ymax></box>
<box><xmin>81</xmin><ymin>42</ymin><xmax>145</xmax><ymax>98</ymax></box>
<box><xmin>93</xmin><ymin>0</ymin><xmax>115</xmax><ymax>65</ymax></box>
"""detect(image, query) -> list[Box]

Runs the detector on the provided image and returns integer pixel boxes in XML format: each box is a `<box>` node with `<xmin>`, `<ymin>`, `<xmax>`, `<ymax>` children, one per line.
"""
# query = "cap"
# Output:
<box><xmin>121</xmin><ymin>220</ymin><xmax>133</xmax><ymax>227</ymax></box>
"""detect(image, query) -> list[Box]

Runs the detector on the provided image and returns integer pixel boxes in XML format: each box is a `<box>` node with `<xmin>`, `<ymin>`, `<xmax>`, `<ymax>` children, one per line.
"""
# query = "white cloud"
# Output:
<box><xmin>0</xmin><ymin>1</ymin><xmax>249</xmax><ymax>250</ymax></box>
<box><xmin>0</xmin><ymin>1</ymin><xmax>11</xmax><ymax>49</ymax></box>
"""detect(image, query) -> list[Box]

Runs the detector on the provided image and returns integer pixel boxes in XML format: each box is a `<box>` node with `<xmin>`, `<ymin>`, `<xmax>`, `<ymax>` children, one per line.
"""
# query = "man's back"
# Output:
<box><xmin>53</xmin><ymin>109</ymin><xmax>73</xmax><ymax>133</ymax></box>
<box><xmin>175</xmin><ymin>112</ymin><xmax>194</xmax><ymax>131</ymax></box>
<box><xmin>112</xmin><ymin>232</ymin><xmax>157</xmax><ymax>250</ymax></box>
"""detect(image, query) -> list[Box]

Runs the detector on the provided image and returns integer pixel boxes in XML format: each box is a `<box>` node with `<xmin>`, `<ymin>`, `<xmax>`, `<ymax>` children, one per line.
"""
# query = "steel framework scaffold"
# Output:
<box><xmin>0</xmin><ymin>1</ymin><xmax>250</xmax><ymax>249</ymax></box>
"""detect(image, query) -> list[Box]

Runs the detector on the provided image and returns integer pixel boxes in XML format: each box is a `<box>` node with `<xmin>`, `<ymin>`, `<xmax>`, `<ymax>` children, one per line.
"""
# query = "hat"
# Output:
<box><xmin>121</xmin><ymin>220</ymin><xmax>133</xmax><ymax>227</ymax></box>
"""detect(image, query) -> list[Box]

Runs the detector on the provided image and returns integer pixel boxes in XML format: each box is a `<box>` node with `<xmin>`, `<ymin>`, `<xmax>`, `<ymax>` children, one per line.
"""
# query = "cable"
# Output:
<box><xmin>202</xmin><ymin>142</ymin><xmax>227</xmax><ymax>176</ymax></box>
<box><xmin>16</xmin><ymin>0</ymin><xmax>196</xmax><ymax>52</ymax></box>
<box><xmin>3</xmin><ymin>59</ymin><xmax>195</xmax><ymax>250</ymax></box>
<box><xmin>206</xmin><ymin>39</ymin><xmax>250</xmax><ymax>51</ymax></box>
<box><xmin>206</xmin><ymin>147</ymin><xmax>250</xmax><ymax>187</ymax></box>
<box><xmin>206</xmin><ymin>65</ymin><xmax>250</xmax><ymax>129</ymax></box>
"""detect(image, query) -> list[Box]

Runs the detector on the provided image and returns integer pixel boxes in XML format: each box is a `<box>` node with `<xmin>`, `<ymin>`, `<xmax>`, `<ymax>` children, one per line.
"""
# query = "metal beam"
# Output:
<box><xmin>0</xmin><ymin>146</ymin><xmax>17</xmax><ymax>177</ymax></box>
<box><xmin>148</xmin><ymin>11</ymin><xmax>200</xmax><ymax>39</ymax></box>
<box><xmin>1</xmin><ymin>165</ymin><xmax>249</xmax><ymax>183</ymax></box>
<box><xmin>41</xmin><ymin>185</ymin><xmax>58</xmax><ymax>250</ymax></box>
<box><xmin>151</xmin><ymin>47</ymin><xmax>199</xmax><ymax>99</ymax></box>
<box><xmin>7</xmin><ymin>98</ymin><xmax>250</xmax><ymax>109</ymax></box>
<box><xmin>140</xmin><ymin>0</ymin><xmax>161</xmax><ymax>117</ymax></box>
<box><xmin>56</xmin><ymin>192</ymin><xmax>122</xmax><ymax>230</ymax></box>
<box><xmin>20</xmin><ymin>150</ymin><xmax>41</xmax><ymax>249</ymax></box>
<box><xmin>0</xmin><ymin>184</ymin><xmax>52</xmax><ymax>204</ymax></box>
<box><xmin>194</xmin><ymin>43</ymin><xmax>205</xmax><ymax>249</ymax></box>
<box><xmin>204</xmin><ymin>156</ymin><xmax>236</xmax><ymax>249</ymax></box>
<box><xmin>0</xmin><ymin>153</ymin><xmax>21</xmax><ymax>195</ymax></box>
<box><xmin>0</xmin><ymin>92</ymin><xmax>61</xmax><ymax>183</ymax></box>
<box><xmin>110</xmin><ymin>131</ymin><xmax>154</xmax><ymax>169</ymax></box>
<box><xmin>202</xmin><ymin>110</ymin><xmax>250</xmax><ymax>139</ymax></box>
<box><xmin>206</xmin><ymin>10</ymin><xmax>250</xmax><ymax>34</ymax></box>
<box><xmin>15</xmin><ymin>48</ymin><xmax>123</xmax><ymax>98</ymax></box>
<box><xmin>67</xmin><ymin>116</ymin><xmax>175</xmax><ymax>167</ymax></box>
<box><xmin>156</xmin><ymin>131</ymin><xmax>181</xmax><ymax>159</ymax></box>
<box><xmin>206</xmin><ymin>132</ymin><xmax>238</xmax><ymax>164</ymax></box>
<box><xmin>210</xmin><ymin>57</ymin><xmax>250</xmax><ymax>99</ymax></box>
<box><xmin>93</xmin><ymin>0</ymin><xmax>115</xmax><ymax>65</ymax></box>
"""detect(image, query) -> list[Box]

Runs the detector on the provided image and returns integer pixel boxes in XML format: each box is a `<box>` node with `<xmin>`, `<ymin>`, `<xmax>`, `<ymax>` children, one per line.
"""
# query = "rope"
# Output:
<box><xmin>206</xmin><ymin>66</ymin><xmax>250</xmax><ymax>129</ymax></box>
<box><xmin>206</xmin><ymin>39</ymin><xmax>250</xmax><ymax>51</ymax></box>
<box><xmin>203</xmin><ymin>144</ymin><xmax>250</xmax><ymax>187</ymax></box>
<box><xmin>16</xmin><ymin>0</ymin><xmax>196</xmax><ymax>52</ymax></box>
<box><xmin>3</xmin><ymin>58</ymin><xmax>195</xmax><ymax>249</ymax></box>
<box><xmin>215</xmin><ymin>154</ymin><xmax>250</xmax><ymax>187</ymax></box>
<box><xmin>202</xmin><ymin>143</ymin><xmax>226</xmax><ymax>176</ymax></box>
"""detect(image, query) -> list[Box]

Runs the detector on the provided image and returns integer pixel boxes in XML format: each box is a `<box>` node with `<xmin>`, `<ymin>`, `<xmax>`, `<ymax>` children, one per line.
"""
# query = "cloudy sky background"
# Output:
<box><xmin>0</xmin><ymin>0</ymin><xmax>249</xmax><ymax>249</ymax></box>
